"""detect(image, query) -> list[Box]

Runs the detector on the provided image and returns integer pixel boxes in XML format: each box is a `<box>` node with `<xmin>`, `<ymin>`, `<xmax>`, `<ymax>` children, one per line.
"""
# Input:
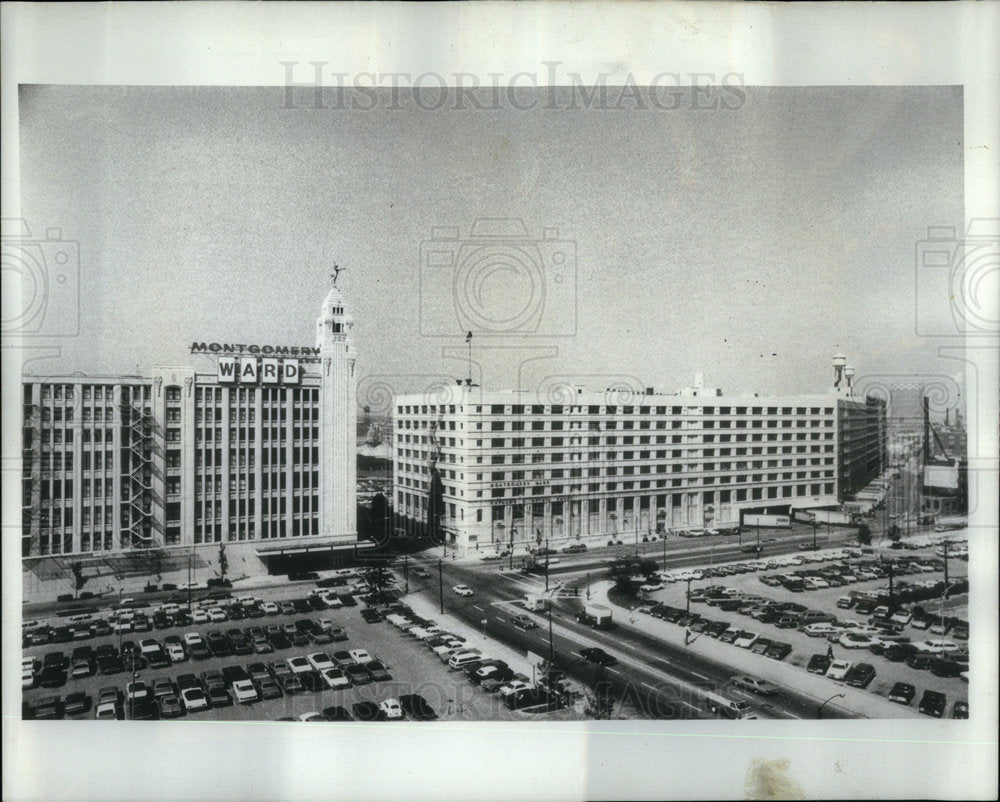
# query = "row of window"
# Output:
<box><xmin>194</xmin><ymin>387</ymin><xmax>320</xmax><ymax>404</ymax></box>
<box><xmin>398</xmin><ymin>403</ymin><xmax>836</xmax><ymax>417</ymax></box>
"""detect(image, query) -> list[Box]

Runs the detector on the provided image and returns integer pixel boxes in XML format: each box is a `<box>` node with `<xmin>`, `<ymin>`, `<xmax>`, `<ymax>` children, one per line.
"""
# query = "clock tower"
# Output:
<box><xmin>316</xmin><ymin>281</ymin><xmax>357</xmax><ymax>542</ymax></box>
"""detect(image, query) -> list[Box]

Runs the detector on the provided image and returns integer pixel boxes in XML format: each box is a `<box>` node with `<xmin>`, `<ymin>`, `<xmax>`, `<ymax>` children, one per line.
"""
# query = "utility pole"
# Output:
<box><xmin>942</xmin><ymin>540</ymin><xmax>949</xmax><ymax>587</ymax></box>
<box><xmin>812</xmin><ymin>519</ymin><xmax>818</xmax><ymax>551</ymax></box>
<box><xmin>662</xmin><ymin>534</ymin><xmax>667</xmax><ymax>572</ymax></box>
<box><xmin>686</xmin><ymin>577</ymin><xmax>692</xmax><ymax>617</ymax></box>
<box><xmin>438</xmin><ymin>558</ymin><xmax>444</xmax><ymax>614</ymax></box>
<box><xmin>187</xmin><ymin>550</ymin><xmax>193</xmax><ymax>613</ymax></box>
<box><xmin>545</xmin><ymin>537</ymin><xmax>550</xmax><ymax>592</ymax></box>
<box><xmin>586</xmin><ymin>572</ymin><xmax>591</xmax><ymax>600</ymax></box>
<box><xmin>404</xmin><ymin>554</ymin><xmax>409</xmax><ymax>595</ymax></box>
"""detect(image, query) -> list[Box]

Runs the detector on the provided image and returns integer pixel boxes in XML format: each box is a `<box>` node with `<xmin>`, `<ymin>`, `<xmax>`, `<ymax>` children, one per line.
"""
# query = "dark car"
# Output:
<box><xmin>270</xmin><ymin>633</ymin><xmax>292</xmax><ymax>651</ymax></box>
<box><xmin>130</xmin><ymin>700</ymin><xmax>159</xmax><ymax>720</ymax></box>
<box><xmin>337</xmin><ymin>594</ymin><xmax>358</xmax><ymax>607</ymax></box>
<box><xmin>258</xmin><ymin>678</ymin><xmax>283</xmax><ymax>700</ymax></box>
<box><xmin>906</xmin><ymin>654</ymin><xmax>937</xmax><ymax>671</ymax></box>
<box><xmin>707</xmin><ymin>621</ymin><xmax>730</xmax><ymax>637</ymax></box>
<box><xmin>952</xmin><ymin>700</ymin><xmax>969</xmax><ymax>719</ymax></box>
<box><xmin>207</xmin><ymin>632</ymin><xmax>234</xmax><ymax>658</ymax></box>
<box><xmin>345</xmin><ymin>664</ymin><xmax>371</xmax><ymax>685</ymax></box>
<box><xmin>147</xmin><ymin>648</ymin><xmax>172</xmax><ymax>670</ymax></box>
<box><xmin>931</xmin><ymin>659</ymin><xmax>963</xmax><ymax>678</ymax></box>
<box><xmin>750</xmin><ymin>638</ymin><xmax>773</xmax><ymax>655</ymax></box>
<box><xmin>807</xmin><ymin>654</ymin><xmax>832</xmax><ymax>675</ymax></box>
<box><xmin>278</xmin><ymin>674</ymin><xmax>305</xmax><ymax>695</ymax></box>
<box><xmin>366</xmin><ymin>661</ymin><xmax>392</xmax><ymax>682</ymax></box>
<box><xmin>845</xmin><ymin>662</ymin><xmax>877</xmax><ymax>689</ymax></box>
<box><xmin>885</xmin><ymin>643</ymin><xmax>917</xmax><ymax>663</ymax></box>
<box><xmin>189</xmin><ymin>641</ymin><xmax>213</xmax><ymax>661</ymax></box>
<box><xmin>352</xmin><ymin>700</ymin><xmax>385</xmax><ymax>722</ymax></box>
<box><xmin>222</xmin><ymin>665</ymin><xmax>251</xmax><ymax>685</ymax></box>
<box><xmin>399</xmin><ymin>694</ymin><xmax>438</xmax><ymax>720</ymax></box>
<box><xmin>360</xmin><ymin>608</ymin><xmax>383</xmax><ymax>624</ymax></box>
<box><xmin>177</xmin><ymin>673</ymin><xmax>201</xmax><ymax>691</ymax></box>
<box><xmin>888</xmin><ymin>682</ymin><xmax>916</xmax><ymax>705</ymax></box>
<box><xmin>919</xmin><ymin>690</ymin><xmax>947</xmax><ymax>718</ymax></box>
<box><xmin>299</xmin><ymin>670</ymin><xmax>325</xmax><ymax>693</ymax></box>
<box><xmin>39</xmin><ymin>664</ymin><xmax>68</xmax><ymax>688</ymax></box>
<box><xmin>765</xmin><ymin>642</ymin><xmax>792</xmax><ymax>661</ymax></box>
<box><xmin>158</xmin><ymin>694</ymin><xmax>185</xmax><ymax>718</ymax></box>
<box><xmin>775</xmin><ymin>616</ymin><xmax>799</xmax><ymax>629</ymax></box>
<box><xmin>207</xmin><ymin>686</ymin><xmax>234</xmax><ymax>707</ymax></box>
<box><xmin>63</xmin><ymin>691</ymin><xmax>91</xmax><ymax>716</ymax></box>
<box><xmin>322</xmin><ymin>705</ymin><xmax>353</xmax><ymax>721</ymax></box>
<box><xmin>579</xmin><ymin>647</ymin><xmax>618</xmax><ymax>666</ymax></box>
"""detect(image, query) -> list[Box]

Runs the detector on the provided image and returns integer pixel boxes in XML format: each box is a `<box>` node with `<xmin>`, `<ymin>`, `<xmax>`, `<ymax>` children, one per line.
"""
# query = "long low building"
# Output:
<box><xmin>393</xmin><ymin>357</ymin><xmax>887</xmax><ymax>555</ymax></box>
<box><xmin>20</xmin><ymin>283</ymin><xmax>360</xmax><ymax>588</ymax></box>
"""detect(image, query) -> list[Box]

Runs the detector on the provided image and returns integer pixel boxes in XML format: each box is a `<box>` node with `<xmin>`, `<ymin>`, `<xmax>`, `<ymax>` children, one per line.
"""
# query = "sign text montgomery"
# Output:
<box><xmin>191</xmin><ymin>342</ymin><xmax>322</xmax><ymax>358</ymax></box>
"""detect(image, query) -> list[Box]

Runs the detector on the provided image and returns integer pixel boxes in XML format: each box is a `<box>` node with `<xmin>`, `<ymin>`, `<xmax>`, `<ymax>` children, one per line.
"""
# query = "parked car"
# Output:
<box><xmin>845</xmin><ymin>663</ymin><xmax>877</xmax><ymax>689</ymax></box>
<box><xmin>452</xmin><ymin>584</ymin><xmax>474</xmax><ymax>597</ymax></box>
<box><xmin>806</xmin><ymin>654</ymin><xmax>832</xmax><ymax>675</ymax></box>
<box><xmin>918</xmin><ymin>690</ymin><xmax>947</xmax><ymax>718</ymax></box>
<box><xmin>399</xmin><ymin>694</ymin><xmax>438</xmax><ymax>720</ymax></box>
<box><xmin>826</xmin><ymin>660</ymin><xmax>852</xmax><ymax>681</ymax></box>
<box><xmin>888</xmin><ymin>682</ymin><xmax>916</xmax><ymax>705</ymax></box>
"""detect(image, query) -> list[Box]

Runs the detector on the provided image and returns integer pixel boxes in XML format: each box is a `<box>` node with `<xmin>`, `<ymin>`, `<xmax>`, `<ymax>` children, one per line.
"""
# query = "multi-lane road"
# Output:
<box><xmin>401</xmin><ymin>530</ymin><xmax>862</xmax><ymax>720</ymax></box>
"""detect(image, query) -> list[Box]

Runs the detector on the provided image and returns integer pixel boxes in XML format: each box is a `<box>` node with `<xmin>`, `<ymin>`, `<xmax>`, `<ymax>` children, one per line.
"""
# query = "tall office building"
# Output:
<box><xmin>20</xmin><ymin>283</ymin><xmax>359</xmax><ymax>584</ymax></box>
<box><xmin>393</xmin><ymin>357</ymin><xmax>886</xmax><ymax>555</ymax></box>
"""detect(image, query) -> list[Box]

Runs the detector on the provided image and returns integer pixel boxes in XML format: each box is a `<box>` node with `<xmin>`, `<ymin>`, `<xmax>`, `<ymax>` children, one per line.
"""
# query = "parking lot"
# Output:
<box><xmin>639</xmin><ymin>534</ymin><xmax>970</xmax><ymax>718</ymax></box>
<box><xmin>22</xmin><ymin>587</ymin><xmax>579</xmax><ymax>722</ymax></box>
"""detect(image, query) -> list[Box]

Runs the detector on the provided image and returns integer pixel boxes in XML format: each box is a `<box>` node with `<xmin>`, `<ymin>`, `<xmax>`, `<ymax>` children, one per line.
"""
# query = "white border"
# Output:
<box><xmin>2</xmin><ymin>3</ymin><xmax>997</xmax><ymax>800</ymax></box>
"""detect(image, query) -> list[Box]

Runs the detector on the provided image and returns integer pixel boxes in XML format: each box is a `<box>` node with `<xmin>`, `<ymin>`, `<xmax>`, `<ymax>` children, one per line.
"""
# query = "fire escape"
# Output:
<box><xmin>120</xmin><ymin>391</ymin><xmax>157</xmax><ymax>549</ymax></box>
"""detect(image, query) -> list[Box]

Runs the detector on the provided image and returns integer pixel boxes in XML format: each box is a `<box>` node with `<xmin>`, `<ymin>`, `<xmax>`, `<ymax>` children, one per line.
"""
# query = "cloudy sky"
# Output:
<box><xmin>17</xmin><ymin>84</ymin><xmax>964</xmax><ymax>410</ymax></box>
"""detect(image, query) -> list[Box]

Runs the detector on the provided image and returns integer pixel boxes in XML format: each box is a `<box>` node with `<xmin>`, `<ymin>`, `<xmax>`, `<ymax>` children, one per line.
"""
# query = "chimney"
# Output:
<box><xmin>833</xmin><ymin>354</ymin><xmax>847</xmax><ymax>389</ymax></box>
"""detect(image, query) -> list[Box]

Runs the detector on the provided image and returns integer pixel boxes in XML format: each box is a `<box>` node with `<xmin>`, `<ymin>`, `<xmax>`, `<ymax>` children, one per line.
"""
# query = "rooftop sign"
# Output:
<box><xmin>191</xmin><ymin>342</ymin><xmax>321</xmax><ymax>360</ymax></box>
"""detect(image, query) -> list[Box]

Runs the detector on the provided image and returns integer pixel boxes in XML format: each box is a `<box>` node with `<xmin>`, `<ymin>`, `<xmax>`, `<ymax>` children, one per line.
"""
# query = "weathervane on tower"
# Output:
<box><xmin>330</xmin><ymin>263</ymin><xmax>346</xmax><ymax>286</ymax></box>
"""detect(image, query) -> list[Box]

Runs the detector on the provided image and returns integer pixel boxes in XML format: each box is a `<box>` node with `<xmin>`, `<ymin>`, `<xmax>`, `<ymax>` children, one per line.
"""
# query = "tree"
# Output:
<box><xmin>582</xmin><ymin>664</ymin><xmax>615</xmax><ymax>719</ymax></box>
<box><xmin>607</xmin><ymin>556</ymin><xmax>658</xmax><ymax>596</ymax></box>
<box><xmin>71</xmin><ymin>562</ymin><xmax>87</xmax><ymax>598</ymax></box>
<box><xmin>857</xmin><ymin>523</ymin><xmax>872</xmax><ymax>546</ymax></box>
<box><xmin>359</xmin><ymin>560</ymin><xmax>395</xmax><ymax>598</ymax></box>
<box><xmin>218</xmin><ymin>542</ymin><xmax>228</xmax><ymax>581</ymax></box>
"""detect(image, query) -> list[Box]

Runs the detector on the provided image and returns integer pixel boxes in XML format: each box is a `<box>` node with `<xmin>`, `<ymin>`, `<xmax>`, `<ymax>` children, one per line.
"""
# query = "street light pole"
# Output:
<box><xmin>545</xmin><ymin>537</ymin><xmax>550</xmax><ymax>592</ymax></box>
<box><xmin>818</xmin><ymin>692</ymin><xmax>845</xmax><ymax>719</ymax></box>
<box><xmin>187</xmin><ymin>550</ymin><xmax>192</xmax><ymax>613</ymax></box>
<box><xmin>404</xmin><ymin>554</ymin><xmax>409</xmax><ymax>595</ymax></box>
<box><xmin>438</xmin><ymin>558</ymin><xmax>444</xmax><ymax>614</ymax></box>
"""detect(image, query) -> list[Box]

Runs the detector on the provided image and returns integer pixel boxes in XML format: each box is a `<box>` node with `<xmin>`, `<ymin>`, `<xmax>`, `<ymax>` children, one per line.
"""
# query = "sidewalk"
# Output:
<box><xmin>588</xmin><ymin>581</ymin><xmax>922</xmax><ymax>719</ymax></box>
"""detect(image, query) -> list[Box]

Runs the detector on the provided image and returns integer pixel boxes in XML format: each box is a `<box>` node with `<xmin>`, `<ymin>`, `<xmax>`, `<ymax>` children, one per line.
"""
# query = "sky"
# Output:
<box><xmin>16</xmin><ymin>84</ymin><xmax>965</xmax><ymax>414</ymax></box>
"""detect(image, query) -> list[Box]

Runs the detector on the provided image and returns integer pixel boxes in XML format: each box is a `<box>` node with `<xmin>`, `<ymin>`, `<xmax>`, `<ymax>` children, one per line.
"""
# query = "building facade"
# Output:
<box><xmin>20</xmin><ymin>284</ymin><xmax>358</xmax><ymax>574</ymax></box>
<box><xmin>393</xmin><ymin>361</ymin><xmax>887</xmax><ymax>556</ymax></box>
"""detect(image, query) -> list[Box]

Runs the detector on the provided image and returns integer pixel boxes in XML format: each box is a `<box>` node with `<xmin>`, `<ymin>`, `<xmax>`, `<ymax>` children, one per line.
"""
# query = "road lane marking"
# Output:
<box><xmin>472</xmin><ymin>605</ymin><xmax>484</xmax><ymax>611</ymax></box>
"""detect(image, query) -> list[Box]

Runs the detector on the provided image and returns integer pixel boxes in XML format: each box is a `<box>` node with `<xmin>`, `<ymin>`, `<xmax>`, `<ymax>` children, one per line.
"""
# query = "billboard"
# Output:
<box><xmin>923</xmin><ymin>463</ymin><xmax>960</xmax><ymax>491</ymax></box>
<box><xmin>218</xmin><ymin>357</ymin><xmax>300</xmax><ymax>385</ymax></box>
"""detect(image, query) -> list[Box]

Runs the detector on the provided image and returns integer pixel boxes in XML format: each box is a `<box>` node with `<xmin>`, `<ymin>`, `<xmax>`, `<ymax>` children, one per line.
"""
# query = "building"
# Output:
<box><xmin>392</xmin><ymin>357</ymin><xmax>887</xmax><ymax>556</ymax></box>
<box><xmin>20</xmin><ymin>283</ymin><xmax>359</xmax><ymax>585</ymax></box>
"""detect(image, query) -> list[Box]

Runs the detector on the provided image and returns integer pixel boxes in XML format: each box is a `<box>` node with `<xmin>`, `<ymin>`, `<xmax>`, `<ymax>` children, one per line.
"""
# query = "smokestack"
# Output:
<box><xmin>945</xmin><ymin>408</ymin><xmax>950</xmax><ymax>427</ymax></box>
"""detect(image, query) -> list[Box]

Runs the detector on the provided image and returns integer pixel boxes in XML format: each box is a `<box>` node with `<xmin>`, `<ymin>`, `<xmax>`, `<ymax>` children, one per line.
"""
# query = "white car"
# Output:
<box><xmin>379</xmin><ymin>698</ymin><xmax>404</xmax><ymax>720</ymax></box>
<box><xmin>889</xmin><ymin>610</ymin><xmax>913</xmax><ymax>625</ymax></box>
<box><xmin>95</xmin><ymin>700</ymin><xmax>118</xmax><ymax>719</ymax></box>
<box><xmin>320</xmin><ymin>667</ymin><xmax>351</xmax><ymax>689</ymax></box>
<box><xmin>139</xmin><ymin>638</ymin><xmax>161</xmax><ymax>655</ymax></box>
<box><xmin>190</xmin><ymin>610</ymin><xmax>210</xmax><ymax>624</ymax></box>
<box><xmin>349</xmin><ymin>648</ymin><xmax>374</xmax><ymax>665</ymax></box>
<box><xmin>180</xmin><ymin>687</ymin><xmax>209</xmax><ymax>713</ymax></box>
<box><xmin>839</xmin><ymin>633</ymin><xmax>876</xmax><ymax>649</ymax></box>
<box><xmin>826</xmin><ymin>660</ymin><xmax>853</xmax><ymax>681</ymax></box>
<box><xmin>166</xmin><ymin>643</ymin><xmax>186</xmax><ymax>663</ymax></box>
<box><xmin>297</xmin><ymin>712</ymin><xmax>323</xmax><ymax>722</ymax></box>
<box><xmin>183</xmin><ymin>632</ymin><xmax>204</xmax><ymax>647</ymax></box>
<box><xmin>321</xmin><ymin>593</ymin><xmax>344</xmax><ymax>608</ymax></box>
<box><xmin>232</xmin><ymin>679</ymin><xmax>259</xmax><ymax>704</ymax></box>
<box><xmin>914</xmin><ymin>639</ymin><xmax>958</xmax><ymax>655</ymax></box>
<box><xmin>499</xmin><ymin>680</ymin><xmax>533</xmax><ymax>697</ymax></box>
<box><xmin>734</xmin><ymin>631</ymin><xmax>759</xmax><ymax>649</ymax></box>
<box><xmin>208</xmin><ymin>608</ymin><xmax>228</xmax><ymax>622</ymax></box>
<box><xmin>802</xmin><ymin>623</ymin><xmax>841</xmax><ymax>638</ymax></box>
<box><xmin>452</xmin><ymin>584</ymin><xmax>474</xmax><ymax>597</ymax></box>
<box><xmin>307</xmin><ymin>652</ymin><xmax>336</xmax><ymax>672</ymax></box>
<box><xmin>287</xmin><ymin>656</ymin><xmax>312</xmax><ymax>674</ymax></box>
<box><xmin>260</xmin><ymin>602</ymin><xmax>279</xmax><ymax>615</ymax></box>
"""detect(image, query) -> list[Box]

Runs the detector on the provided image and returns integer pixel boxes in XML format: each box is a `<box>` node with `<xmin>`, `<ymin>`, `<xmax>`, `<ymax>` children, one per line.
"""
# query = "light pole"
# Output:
<box><xmin>404</xmin><ymin>554</ymin><xmax>409</xmax><ymax>595</ymax></box>
<box><xmin>545</xmin><ymin>537</ymin><xmax>550</xmax><ymax>592</ymax></box>
<box><xmin>437</xmin><ymin>558</ymin><xmax>444</xmax><ymax>614</ymax></box>
<box><xmin>818</xmin><ymin>692</ymin><xmax>845</xmax><ymax>719</ymax></box>
<box><xmin>187</xmin><ymin>549</ymin><xmax>193</xmax><ymax>614</ymax></box>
